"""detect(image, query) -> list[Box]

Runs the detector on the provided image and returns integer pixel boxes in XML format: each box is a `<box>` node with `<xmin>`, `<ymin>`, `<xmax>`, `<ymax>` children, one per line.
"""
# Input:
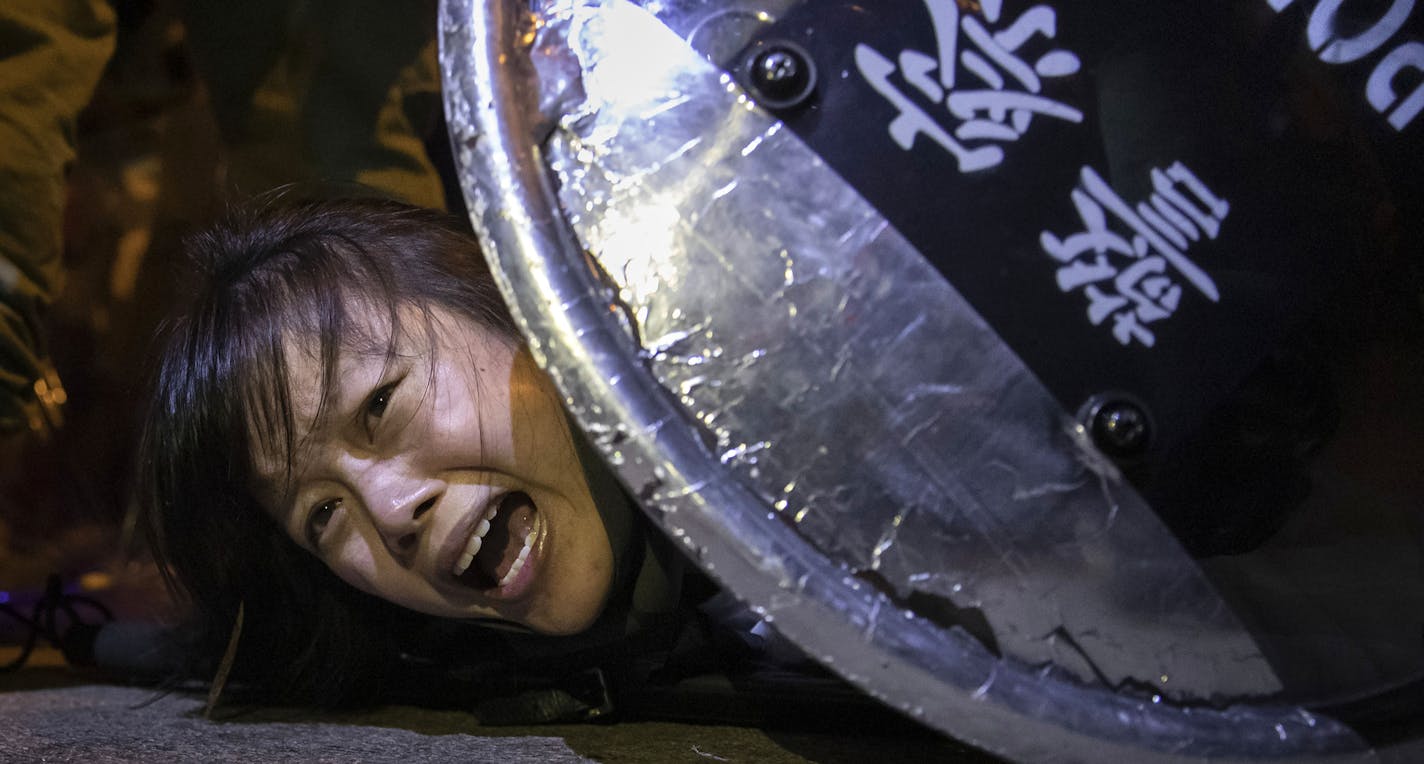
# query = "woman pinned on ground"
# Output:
<box><xmin>139</xmin><ymin>195</ymin><xmax>698</xmax><ymax>711</ymax></box>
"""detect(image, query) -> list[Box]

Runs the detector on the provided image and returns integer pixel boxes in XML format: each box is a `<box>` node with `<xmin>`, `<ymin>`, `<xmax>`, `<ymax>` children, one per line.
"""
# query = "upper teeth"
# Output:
<box><xmin>453</xmin><ymin>505</ymin><xmax>497</xmax><ymax>577</ymax></box>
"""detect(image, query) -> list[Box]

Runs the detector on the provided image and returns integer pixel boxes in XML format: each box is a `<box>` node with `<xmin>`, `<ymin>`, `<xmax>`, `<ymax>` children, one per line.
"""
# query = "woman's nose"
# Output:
<box><xmin>351</xmin><ymin>462</ymin><xmax>442</xmax><ymax>558</ymax></box>
<box><xmin>383</xmin><ymin>493</ymin><xmax>439</xmax><ymax>556</ymax></box>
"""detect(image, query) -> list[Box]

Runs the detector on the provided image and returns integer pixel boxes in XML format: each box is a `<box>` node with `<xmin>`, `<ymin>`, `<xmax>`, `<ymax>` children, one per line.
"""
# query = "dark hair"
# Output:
<box><xmin>138</xmin><ymin>195</ymin><xmax>517</xmax><ymax>704</ymax></box>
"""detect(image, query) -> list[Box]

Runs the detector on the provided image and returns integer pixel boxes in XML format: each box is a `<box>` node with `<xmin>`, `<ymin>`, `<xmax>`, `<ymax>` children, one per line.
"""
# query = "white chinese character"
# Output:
<box><xmin>856</xmin><ymin>0</ymin><xmax>1083</xmax><ymax>173</ymax></box>
<box><xmin>1041</xmin><ymin>162</ymin><xmax>1230</xmax><ymax>348</ymax></box>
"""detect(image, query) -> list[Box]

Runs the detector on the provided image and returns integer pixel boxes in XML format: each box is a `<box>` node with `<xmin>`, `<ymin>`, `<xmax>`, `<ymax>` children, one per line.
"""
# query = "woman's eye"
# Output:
<box><xmin>363</xmin><ymin>379</ymin><xmax>401</xmax><ymax>437</ymax></box>
<box><xmin>307</xmin><ymin>498</ymin><xmax>341</xmax><ymax>547</ymax></box>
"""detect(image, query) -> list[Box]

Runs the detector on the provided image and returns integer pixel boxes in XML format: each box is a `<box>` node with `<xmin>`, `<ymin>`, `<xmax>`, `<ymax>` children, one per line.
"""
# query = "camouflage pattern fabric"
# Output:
<box><xmin>0</xmin><ymin>0</ymin><xmax>115</xmax><ymax>434</ymax></box>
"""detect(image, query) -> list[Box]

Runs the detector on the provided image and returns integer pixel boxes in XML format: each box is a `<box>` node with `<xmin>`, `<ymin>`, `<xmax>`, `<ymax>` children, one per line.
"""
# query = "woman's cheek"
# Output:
<box><xmin>329</xmin><ymin>540</ymin><xmax>384</xmax><ymax>596</ymax></box>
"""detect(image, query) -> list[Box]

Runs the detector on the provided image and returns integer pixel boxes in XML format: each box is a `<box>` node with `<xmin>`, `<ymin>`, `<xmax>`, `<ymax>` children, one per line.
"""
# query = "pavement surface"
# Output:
<box><xmin>0</xmin><ymin>648</ymin><xmax>997</xmax><ymax>763</ymax></box>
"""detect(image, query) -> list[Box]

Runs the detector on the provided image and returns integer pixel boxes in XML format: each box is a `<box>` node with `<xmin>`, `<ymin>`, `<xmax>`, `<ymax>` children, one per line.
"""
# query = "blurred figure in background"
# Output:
<box><xmin>182</xmin><ymin>0</ymin><xmax>447</xmax><ymax>210</ymax></box>
<box><xmin>0</xmin><ymin>1</ymin><xmax>115</xmax><ymax>436</ymax></box>
<box><xmin>1</xmin><ymin>0</ymin><xmax>450</xmax><ymax>631</ymax></box>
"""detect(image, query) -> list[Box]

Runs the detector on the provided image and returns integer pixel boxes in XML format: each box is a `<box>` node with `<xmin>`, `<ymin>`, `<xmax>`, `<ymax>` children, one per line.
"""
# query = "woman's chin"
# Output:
<box><xmin>518</xmin><ymin>583</ymin><xmax>610</xmax><ymax>635</ymax></box>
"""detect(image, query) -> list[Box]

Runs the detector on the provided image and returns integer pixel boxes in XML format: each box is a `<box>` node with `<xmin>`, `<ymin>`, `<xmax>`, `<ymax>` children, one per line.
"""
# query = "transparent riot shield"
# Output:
<box><xmin>438</xmin><ymin>0</ymin><xmax>1424</xmax><ymax>759</ymax></box>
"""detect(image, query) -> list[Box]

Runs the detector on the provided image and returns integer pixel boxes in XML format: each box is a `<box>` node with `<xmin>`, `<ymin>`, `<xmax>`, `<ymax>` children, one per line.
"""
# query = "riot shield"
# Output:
<box><xmin>439</xmin><ymin>0</ymin><xmax>1424</xmax><ymax>759</ymax></box>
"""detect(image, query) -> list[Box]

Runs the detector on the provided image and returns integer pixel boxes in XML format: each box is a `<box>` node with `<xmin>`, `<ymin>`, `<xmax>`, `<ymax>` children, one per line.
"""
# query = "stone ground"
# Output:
<box><xmin>0</xmin><ymin>649</ymin><xmax>997</xmax><ymax>763</ymax></box>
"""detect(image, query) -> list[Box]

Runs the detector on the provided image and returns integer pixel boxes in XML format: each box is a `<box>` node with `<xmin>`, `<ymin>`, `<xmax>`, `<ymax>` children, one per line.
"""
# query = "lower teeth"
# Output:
<box><xmin>499</xmin><ymin>560</ymin><xmax>523</xmax><ymax>587</ymax></box>
<box><xmin>498</xmin><ymin>531</ymin><xmax>538</xmax><ymax>587</ymax></box>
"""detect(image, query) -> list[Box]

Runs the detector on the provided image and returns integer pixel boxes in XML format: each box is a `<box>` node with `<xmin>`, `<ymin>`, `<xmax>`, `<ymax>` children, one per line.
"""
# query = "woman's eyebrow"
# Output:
<box><xmin>305</xmin><ymin>358</ymin><xmax>370</xmax><ymax>434</ymax></box>
<box><xmin>249</xmin><ymin>457</ymin><xmax>302</xmax><ymax>530</ymax></box>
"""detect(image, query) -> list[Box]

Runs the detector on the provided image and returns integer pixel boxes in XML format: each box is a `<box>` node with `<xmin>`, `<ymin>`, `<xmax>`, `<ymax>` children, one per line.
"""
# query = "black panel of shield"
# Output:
<box><xmin>737</xmin><ymin>0</ymin><xmax>1424</xmax><ymax>561</ymax></box>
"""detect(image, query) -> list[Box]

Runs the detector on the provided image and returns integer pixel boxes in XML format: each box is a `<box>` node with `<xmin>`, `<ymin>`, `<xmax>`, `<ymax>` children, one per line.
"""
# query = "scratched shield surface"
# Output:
<box><xmin>441</xmin><ymin>0</ymin><xmax>1423</xmax><ymax>760</ymax></box>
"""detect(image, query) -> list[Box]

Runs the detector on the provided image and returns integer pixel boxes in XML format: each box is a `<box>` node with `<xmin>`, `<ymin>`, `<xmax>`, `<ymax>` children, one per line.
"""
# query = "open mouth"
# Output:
<box><xmin>452</xmin><ymin>491</ymin><xmax>540</xmax><ymax>591</ymax></box>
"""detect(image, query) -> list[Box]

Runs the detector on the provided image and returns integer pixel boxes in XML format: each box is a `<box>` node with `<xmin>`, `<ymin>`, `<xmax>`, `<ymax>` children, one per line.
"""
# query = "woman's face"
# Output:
<box><xmin>252</xmin><ymin>304</ymin><xmax>615</xmax><ymax>635</ymax></box>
